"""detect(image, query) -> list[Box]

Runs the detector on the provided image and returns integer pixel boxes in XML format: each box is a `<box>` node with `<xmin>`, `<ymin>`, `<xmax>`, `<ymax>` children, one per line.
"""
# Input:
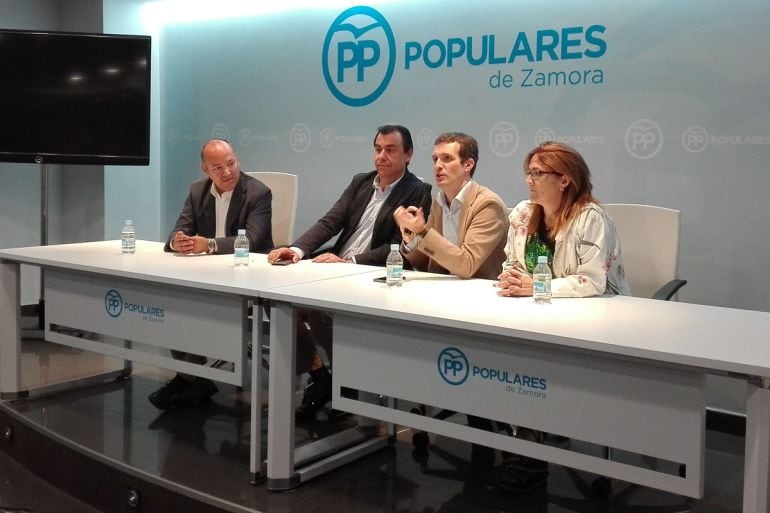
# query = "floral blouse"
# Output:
<box><xmin>504</xmin><ymin>200</ymin><xmax>631</xmax><ymax>297</ymax></box>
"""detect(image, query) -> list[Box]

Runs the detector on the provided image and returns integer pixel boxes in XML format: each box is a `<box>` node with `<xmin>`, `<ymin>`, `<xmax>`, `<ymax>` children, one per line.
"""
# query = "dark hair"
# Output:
<box><xmin>524</xmin><ymin>141</ymin><xmax>596</xmax><ymax>237</ymax></box>
<box><xmin>200</xmin><ymin>139</ymin><xmax>234</xmax><ymax>162</ymax></box>
<box><xmin>374</xmin><ymin>124</ymin><xmax>413</xmax><ymax>154</ymax></box>
<box><xmin>434</xmin><ymin>132</ymin><xmax>478</xmax><ymax>176</ymax></box>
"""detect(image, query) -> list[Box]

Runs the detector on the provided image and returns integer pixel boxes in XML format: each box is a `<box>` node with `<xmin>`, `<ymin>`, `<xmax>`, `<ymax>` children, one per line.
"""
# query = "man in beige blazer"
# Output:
<box><xmin>394</xmin><ymin>132</ymin><xmax>507</xmax><ymax>280</ymax></box>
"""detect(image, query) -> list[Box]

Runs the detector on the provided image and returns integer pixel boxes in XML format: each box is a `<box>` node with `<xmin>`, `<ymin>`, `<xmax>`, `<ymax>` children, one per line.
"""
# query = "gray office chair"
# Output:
<box><xmin>603</xmin><ymin>203</ymin><xmax>687</xmax><ymax>300</ymax></box>
<box><xmin>245</xmin><ymin>171</ymin><xmax>298</xmax><ymax>247</ymax></box>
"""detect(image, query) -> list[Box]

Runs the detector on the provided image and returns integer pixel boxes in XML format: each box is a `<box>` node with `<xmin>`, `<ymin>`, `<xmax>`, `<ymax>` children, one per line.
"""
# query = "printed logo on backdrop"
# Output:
<box><xmin>104</xmin><ymin>289</ymin><xmax>165</xmax><ymax>324</ymax></box>
<box><xmin>211</xmin><ymin>123</ymin><xmax>231</xmax><ymax>142</ymax></box>
<box><xmin>238</xmin><ymin>128</ymin><xmax>279</xmax><ymax>147</ymax></box>
<box><xmin>437</xmin><ymin>346</ymin><xmax>548</xmax><ymax>399</ymax></box>
<box><xmin>682</xmin><ymin>125</ymin><xmax>770</xmax><ymax>153</ymax></box>
<box><xmin>322</xmin><ymin>6</ymin><xmax>608</xmax><ymax>107</ymax></box>
<box><xmin>535</xmin><ymin>127</ymin><xmax>606</xmax><ymax>146</ymax></box>
<box><xmin>682</xmin><ymin>126</ymin><xmax>709</xmax><ymax>153</ymax></box>
<box><xmin>417</xmin><ymin>128</ymin><xmax>435</xmax><ymax>150</ymax></box>
<box><xmin>320</xmin><ymin>128</ymin><xmax>368</xmax><ymax>149</ymax></box>
<box><xmin>625</xmin><ymin>119</ymin><xmax>663</xmax><ymax>160</ymax></box>
<box><xmin>289</xmin><ymin>123</ymin><xmax>312</xmax><ymax>153</ymax></box>
<box><xmin>167</xmin><ymin>129</ymin><xmax>201</xmax><ymax>146</ymax></box>
<box><xmin>489</xmin><ymin>122</ymin><xmax>520</xmax><ymax>157</ymax></box>
<box><xmin>322</xmin><ymin>5</ymin><xmax>397</xmax><ymax>107</ymax></box>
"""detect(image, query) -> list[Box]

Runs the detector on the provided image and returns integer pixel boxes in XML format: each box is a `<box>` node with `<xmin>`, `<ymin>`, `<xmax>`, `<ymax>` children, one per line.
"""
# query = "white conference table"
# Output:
<box><xmin>0</xmin><ymin>240</ymin><xmax>382</xmax><ymax>483</ymax></box>
<box><xmin>261</xmin><ymin>271</ymin><xmax>770</xmax><ymax>513</ymax></box>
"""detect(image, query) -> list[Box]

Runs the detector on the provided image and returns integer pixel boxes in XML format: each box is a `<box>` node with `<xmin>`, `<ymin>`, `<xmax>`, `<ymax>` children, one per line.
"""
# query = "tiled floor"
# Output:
<box><xmin>0</xmin><ymin>338</ymin><xmax>747</xmax><ymax>513</ymax></box>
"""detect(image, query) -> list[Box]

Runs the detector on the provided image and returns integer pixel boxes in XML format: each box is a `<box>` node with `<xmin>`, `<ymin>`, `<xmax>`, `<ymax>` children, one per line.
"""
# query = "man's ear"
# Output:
<box><xmin>464</xmin><ymin>158</ymin><xmax>475</xmax><ymax>175</ymax></box>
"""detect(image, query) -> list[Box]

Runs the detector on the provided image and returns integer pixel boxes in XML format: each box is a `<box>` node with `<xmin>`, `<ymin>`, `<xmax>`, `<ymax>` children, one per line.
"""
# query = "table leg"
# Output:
<box><xmin>0</xmin><ymin>261</ymin><xmax>22</xmax><ymax>399</ymax></box>
<box><xmin>743</xmin><ymin>378</ymin><xmax>770</xmax><ymax>513</ymax></box>
<box><xmin>249</xmin><ymin>298</ymin><xmax>264</xmax><ymax>484</ymax></box>
<box><xmin>266</xmin><ymin>301</ymin><xmax>299</xmax><ymax>490</ymax></box>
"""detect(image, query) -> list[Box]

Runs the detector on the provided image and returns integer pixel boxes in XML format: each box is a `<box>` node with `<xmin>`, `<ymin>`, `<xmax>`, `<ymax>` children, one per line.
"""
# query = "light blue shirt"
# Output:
<box><xmin>338</xmin><ymin>173</ymin><xmax>403</xmax><ymax>260</ymax></box>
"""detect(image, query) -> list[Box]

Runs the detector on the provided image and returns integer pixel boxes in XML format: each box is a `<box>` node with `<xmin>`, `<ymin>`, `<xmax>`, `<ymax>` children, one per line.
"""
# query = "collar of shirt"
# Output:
<box><xmin>338</xmin><ymin>172</ymin><xmax>405</xmax><ymax>260</ymax></box>
<box><xmin>373</xmin><ymin>172</ymin><xmax>404</xmax><ymax>196</ymax></box>
<box><xmin>437</xmin><ymin>179</ymin><xmax>473</xmax><ymax>216</ymax></box>
<box><xmin>436</xmin><ymin>180</ymin><xmax>473</xmax><ymax>246</ymax></box>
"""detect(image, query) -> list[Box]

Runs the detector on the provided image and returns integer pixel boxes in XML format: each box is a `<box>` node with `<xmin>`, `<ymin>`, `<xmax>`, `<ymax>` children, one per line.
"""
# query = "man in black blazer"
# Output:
<box><xmin>268</xmin><ymin>124</ymin><xmax>431</xmax><ymax>421</ymax></box>
<box><xmin>163</xmin><ymin>140</ymin><xmax>273</xmax><ymax>255</ymax></box>
<box><xmin>150</xmin><ymin>139</ymin><xmax>273</xmax><ymax>410</ymax></box>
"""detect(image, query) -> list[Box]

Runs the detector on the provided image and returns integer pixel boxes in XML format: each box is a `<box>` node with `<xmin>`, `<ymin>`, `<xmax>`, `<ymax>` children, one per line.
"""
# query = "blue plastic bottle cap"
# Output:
<box><xmin>537</xmin><ymin>255</ymin><xmax>548</xmax><ymax>263</ymax></box>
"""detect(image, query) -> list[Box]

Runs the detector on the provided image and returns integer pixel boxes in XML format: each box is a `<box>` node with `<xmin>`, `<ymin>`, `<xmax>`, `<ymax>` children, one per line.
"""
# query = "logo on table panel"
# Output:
<box><xmin>105</xmin><ymin>289</ymin><xmax>124</xmax><ymax>318</ymax></box>
<box><xmin>322</xmin><ymin>6</ymin><xmax>396</xmax><ymax>107</ymax></box>
<box><xmin>437</xmin><ymin>347</ymin><xmax>470</xmax><ymax>386</ymax></box>
<box><xmin>625</xmin><ymin>118</ymin><xmax>663</xmax><ymax>160</ymax></box>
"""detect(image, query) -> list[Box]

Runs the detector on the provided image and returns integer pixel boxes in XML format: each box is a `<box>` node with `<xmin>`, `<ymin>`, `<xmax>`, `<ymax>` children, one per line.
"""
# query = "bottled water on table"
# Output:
<box><xmin>386</xmin><ymin>243</ymin><xmax>403</xmax><ymax>287</ymax></box>
<box><xmin>121</xmin><ymin>219</ymin><xmax>136</xmax><ymax>254</ymax></box>
<box><xmin>233</xmin><ymin>229</ymin><xmax>249</xmax><ymax>266</ymax></box>
<box><xmin>532</xmin><ymin>255</ymin><xmax>552</xmax><ymax>304</ymax></box>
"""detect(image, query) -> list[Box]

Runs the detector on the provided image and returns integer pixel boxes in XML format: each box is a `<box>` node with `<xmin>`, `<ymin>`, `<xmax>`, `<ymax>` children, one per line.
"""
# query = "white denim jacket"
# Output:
<box><xmin>504</xmin><ymin>200</ymin><xmax>631</xmax><ymax>297</ymax></box>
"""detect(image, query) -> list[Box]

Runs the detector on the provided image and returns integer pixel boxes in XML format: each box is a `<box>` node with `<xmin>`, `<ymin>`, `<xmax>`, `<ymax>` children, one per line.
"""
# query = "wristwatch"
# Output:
<box><xmin>206</xmin><ymin>238</ymin><xmax>216</xmax><ymax>254</ymax></box>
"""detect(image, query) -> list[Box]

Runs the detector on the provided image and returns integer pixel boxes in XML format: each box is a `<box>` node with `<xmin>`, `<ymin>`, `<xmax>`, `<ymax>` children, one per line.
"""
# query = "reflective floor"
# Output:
<box><xmin>0</xmin><ymin>338</ymin><xmax>746</xmax><ymax>513</ymax></box>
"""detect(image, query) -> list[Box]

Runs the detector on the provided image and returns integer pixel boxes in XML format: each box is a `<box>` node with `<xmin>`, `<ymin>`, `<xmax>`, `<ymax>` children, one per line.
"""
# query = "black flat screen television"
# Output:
<box><xmin>0</xmin><ymin>29</ymin><xmax>151</xmax><ymax>165</ymax></box>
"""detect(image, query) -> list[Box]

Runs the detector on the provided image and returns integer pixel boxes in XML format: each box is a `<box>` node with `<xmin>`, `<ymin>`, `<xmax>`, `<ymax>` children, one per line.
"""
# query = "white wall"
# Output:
<box><xmin>103</xmin><ymin>0</ymin><xmax>162</xmax><ymax>242</ymax></box>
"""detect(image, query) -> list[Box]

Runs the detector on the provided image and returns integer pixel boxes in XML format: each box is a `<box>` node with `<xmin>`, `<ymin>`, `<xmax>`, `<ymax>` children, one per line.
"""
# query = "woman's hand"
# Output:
<box><xmin>496</xmin><ymin>267</ymin><xmax>533</xmax><ymax>297</ymax></box>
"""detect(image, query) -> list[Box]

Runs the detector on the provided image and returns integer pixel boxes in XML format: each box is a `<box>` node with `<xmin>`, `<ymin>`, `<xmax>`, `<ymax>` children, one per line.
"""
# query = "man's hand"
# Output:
<box><xmin>172</xmin><ymin>231</ymin><xmax>207</xmax><ymax>254</ymax></box>
<box><xmin>393</xmin><ymin>205</ymin><xmax>426</xmax><ymax>242</ymax></box>
<box><xmin>312</xmin><ymin>252</ymin><xmax>345</xmax><ymax>263</ymax></box>
<box><xmin>268</xmin><ymin>247</ymin><xmax>300</xmax><ymax>264</ymax></box>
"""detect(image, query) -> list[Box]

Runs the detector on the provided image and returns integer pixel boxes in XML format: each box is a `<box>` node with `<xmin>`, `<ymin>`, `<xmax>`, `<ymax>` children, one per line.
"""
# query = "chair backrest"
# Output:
<box><xmin>603</xmin><ymin>203</ymin><xmax>681</xmax><ymax>299</ymax></box>
<box><xmin>245</xmin><ymin>171</ymin><xmax>298</xmax><ymax>247</ymax></box>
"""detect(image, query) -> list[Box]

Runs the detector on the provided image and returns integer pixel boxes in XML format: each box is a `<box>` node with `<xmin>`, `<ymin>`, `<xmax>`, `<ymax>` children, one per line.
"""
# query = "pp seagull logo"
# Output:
<box><xmin>322</xmin><ymin>6</ymin><xmax>396</xmax><ymax>107</ymax></box>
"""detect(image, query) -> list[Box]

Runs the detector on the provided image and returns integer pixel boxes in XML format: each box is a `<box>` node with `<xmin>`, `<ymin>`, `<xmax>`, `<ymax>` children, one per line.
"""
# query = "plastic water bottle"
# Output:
<box><xmin>532</xmin><ymin>255</ymin><xmax>552</xmax><ymax>304</ymax></box>
<box><xmin>386</xmin><ymin>243</ymin><xmax>403</xmax><ymax>287</ymax></box>
<box><xmin>233</xmin><ymin>229</ymin><xmax>249</xmax><ymax>267</ymax></box>
<box><xmin>121</xmin><ymin>219</ymin><xmax>136</xmax><ymax>254</ymax></box>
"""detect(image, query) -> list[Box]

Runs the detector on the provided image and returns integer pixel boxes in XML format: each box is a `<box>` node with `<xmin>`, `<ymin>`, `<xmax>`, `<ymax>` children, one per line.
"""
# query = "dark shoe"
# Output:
<box><xmin>170</xmin><ymin>378</ymin><xmax>218</xmax><ymax>409</ymax></box>
<box><xmin>295</xmin><ymin>378</ymin><xmax>332</xmax><ymax>422</ymax></box>
<box><xmin>148</xmin><ymin>376</ymin><xmax>217</xmax><ymax>410</ymax></box>
<box><xmin>148</xmin><ymin>375</ymin><xmax>189</xmax><ymax>410</ymax></box>
<box><xmin>499</xmin><ymin>455</ymin><xmax>548</xmax><ymax>493</ymax></box>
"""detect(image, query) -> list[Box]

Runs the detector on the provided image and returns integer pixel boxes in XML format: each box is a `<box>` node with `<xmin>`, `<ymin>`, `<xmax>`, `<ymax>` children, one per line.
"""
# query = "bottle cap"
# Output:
<box><xmin>238</xmin><ymin>229</ymin><xmax>246</xmax><ymax>235</ymax></box>
<box><xmin>390</xmin><ymin>243</ymin><xmax>399</xmax><ymax>251</ymax></box>
<box><xmin>537</xmin><ymin>255</ymin><xmax>548</xmax><ymax>263</ymax></box>
<box><xmin>124</xmin><ymin>219</ymin><xmax>133</xmax><ymax>225</ymax></box>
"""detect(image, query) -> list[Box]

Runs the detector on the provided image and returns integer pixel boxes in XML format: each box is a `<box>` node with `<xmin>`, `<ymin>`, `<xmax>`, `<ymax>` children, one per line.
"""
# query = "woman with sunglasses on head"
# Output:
<box><xmin>495</xmin><ymin>141</ymin><xmax>630</xmax><ymax>493</ymax></box>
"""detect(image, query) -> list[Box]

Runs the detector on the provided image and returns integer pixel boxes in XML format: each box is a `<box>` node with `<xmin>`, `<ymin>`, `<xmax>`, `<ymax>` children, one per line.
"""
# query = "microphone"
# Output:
<box><xmin>416</xmin><ymin>182</ymin><xmax>432</xmax><ymax>220</ymax></box>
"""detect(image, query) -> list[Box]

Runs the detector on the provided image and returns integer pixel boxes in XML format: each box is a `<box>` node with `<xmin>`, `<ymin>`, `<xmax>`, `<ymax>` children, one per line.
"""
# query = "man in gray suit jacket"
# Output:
<box><xmin>268</xmin><ymin>125</ymin><xmax>431</xmax><ymax>421</ymax></box>
<box><xmin>150</xmin><ymin>139</ymin><xmax>273</xmax><ymax>410</ymax></box>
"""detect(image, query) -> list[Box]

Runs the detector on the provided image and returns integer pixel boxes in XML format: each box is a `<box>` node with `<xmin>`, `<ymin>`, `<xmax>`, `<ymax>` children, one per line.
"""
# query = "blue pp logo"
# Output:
<box><xmin>437</xmin><ymin>347</ymin><xmax>470</xmax><ymax>386</ymax></box>
<box><xmin>322</xmin><ymin>6</ymin><xmax>396</xmax><ymax>107</ymax></box>
<box><xmin>105</xmin><ymin>289</ymin><xmax>123</xmax><ymax>318</ymax></box>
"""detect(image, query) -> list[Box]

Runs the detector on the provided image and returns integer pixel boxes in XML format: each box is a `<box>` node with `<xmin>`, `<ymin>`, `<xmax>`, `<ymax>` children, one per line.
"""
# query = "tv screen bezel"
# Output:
<box><xmin>0</xmin><ymin>28</ymin><xmax>151</xmax><ymax>166</ymax></box>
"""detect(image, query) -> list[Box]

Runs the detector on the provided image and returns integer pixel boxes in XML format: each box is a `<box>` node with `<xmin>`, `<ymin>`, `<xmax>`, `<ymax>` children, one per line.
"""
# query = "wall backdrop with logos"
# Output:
<box><xmin>158</xmin><ymin>0</ymin><xmax>770</xmax><ymax>318</ymax></box>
